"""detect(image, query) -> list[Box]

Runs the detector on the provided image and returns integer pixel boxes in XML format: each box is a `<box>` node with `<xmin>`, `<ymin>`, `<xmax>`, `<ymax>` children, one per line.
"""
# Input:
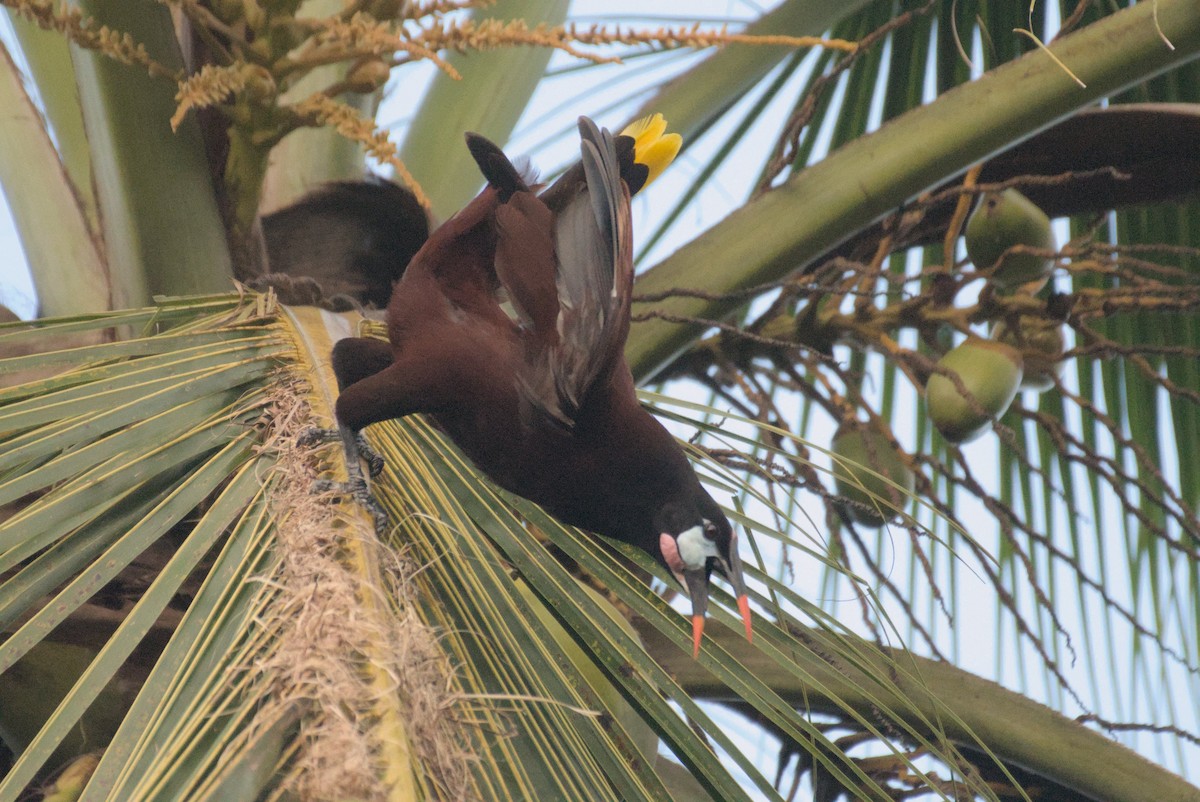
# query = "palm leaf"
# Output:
<box><xmin>69</xmin><ymin>0</ymin><xmax>232</xmax><ymax>305</ymax></box>
<box><xmin>399</xmin><ymin>0</ymin><xmax>570</xmax><ymax>218</ymax></box>
<box><xmin>0</xmin><ymin>37</ymin><xmax>106</xmax><ymax>317</ymax></box>
<box><xmin>597</xmin><ymin>0</ymin><xmax>1200</xmax><ymax>783</ymax></box>
<box><xmin>1</xmin><ymin>295</ymin><xmax>1194</xmax><ymax>799</ymax></box>
<box><xmin>626</xmin><ymin>0</ymin><xmax>1200</xmax><ymax>375</ymax></box>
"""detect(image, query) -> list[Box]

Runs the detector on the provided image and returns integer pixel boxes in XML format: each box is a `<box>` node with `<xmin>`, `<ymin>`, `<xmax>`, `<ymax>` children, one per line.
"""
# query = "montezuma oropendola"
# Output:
<box><xmin>258</xmin><ymin>178</ymin><xmax>430</xmax><ymax>309</ymax></box>
<box><xmin>321</xmin><ymin>115</ymin><xmax>753</xmax><ymax>656</ymax></box>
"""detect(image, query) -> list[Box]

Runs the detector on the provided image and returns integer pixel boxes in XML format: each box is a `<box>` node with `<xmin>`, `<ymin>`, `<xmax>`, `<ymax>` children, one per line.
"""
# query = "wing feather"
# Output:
<box><xmin>546</xmin><ymin>118</ymin><xmax>634</xmax><ymax>422</ymax></box>
<box><xmin>466</xmin><ymin>119</ymin><xmax>634</xmax><ymax>429</ymax></box>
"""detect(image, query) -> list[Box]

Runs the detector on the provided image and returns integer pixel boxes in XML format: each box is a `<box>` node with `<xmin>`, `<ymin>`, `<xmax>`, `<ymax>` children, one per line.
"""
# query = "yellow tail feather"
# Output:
<box><xmin>621</xmin><ymin>113</ymin><xmax>682</xmax><ymax>189</ymax></box>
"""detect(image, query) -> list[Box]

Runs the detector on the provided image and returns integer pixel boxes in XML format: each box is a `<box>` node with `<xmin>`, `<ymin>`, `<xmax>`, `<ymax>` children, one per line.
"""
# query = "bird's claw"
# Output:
<box><xmin>299</xmin><ymin>427</ymin><xmax>385</xmax><ymax>477</ymax></box>
<box><xmin>298</xmin><ymin>426</ymin><xmax>334</xmax><ymax>448</ymax></box>
<box><xmin>358</xmin><ymin>435</ymin><xmax>385</xmax><ymax>478</ymax></box>
<box><xmin>302</xmin><ymin>425</ymin><xmax>388</xmax><ymax>531</ymax></box>
<box><xmin>314</xmin><ymin>475</ymin><xmax>389</xmax><ymax>533</ymax></box>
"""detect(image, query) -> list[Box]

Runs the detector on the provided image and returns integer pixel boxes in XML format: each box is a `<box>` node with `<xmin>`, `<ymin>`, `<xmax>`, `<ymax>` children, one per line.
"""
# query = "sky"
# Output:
<box><xmin>0</xmin><ymin>197</ymin><xmax>32</xmax><ymax>319</ymax></box>
<box><xmin>1</xmin><ymin>1</ymin><xmax>1197</xmax><ymax>796</ymax></box>
<box><xmin>0</xmin><ymin>10</ymin><xmax>35</xmax><ymax>319</ymax></box>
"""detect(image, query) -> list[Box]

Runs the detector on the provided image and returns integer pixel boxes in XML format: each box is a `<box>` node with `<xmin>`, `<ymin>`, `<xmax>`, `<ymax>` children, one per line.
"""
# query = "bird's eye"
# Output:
<box><xmin>703</xmin><ymin>520</ymin><xmax>718</xmax><ymax>540</ymax></box>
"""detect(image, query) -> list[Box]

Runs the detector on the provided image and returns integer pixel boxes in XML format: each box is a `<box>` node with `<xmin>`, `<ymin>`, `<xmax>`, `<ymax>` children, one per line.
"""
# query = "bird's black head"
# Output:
<box><xmin>652</xmin><ymin>495</ymin><xmax>752</xmax><ymax>656</ymax></box>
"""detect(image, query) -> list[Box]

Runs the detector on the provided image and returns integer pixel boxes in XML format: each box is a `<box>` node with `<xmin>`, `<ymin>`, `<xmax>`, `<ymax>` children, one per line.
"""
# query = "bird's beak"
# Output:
<box><xmin>717</xmin><ymin>545</ymin><xmax>754</xmax><ymax>645</ymax></box>
<box><xmin>683</xmin><ymin>568</ymin><xmax>709</xmax><ymax>658</ymax></box>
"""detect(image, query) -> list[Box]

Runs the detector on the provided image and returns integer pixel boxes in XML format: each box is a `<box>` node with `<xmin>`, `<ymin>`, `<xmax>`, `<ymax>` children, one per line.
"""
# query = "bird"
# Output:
<box><xmin>257</xmin><ymin>178</ymin><xmax>430</xmax><ymax>310</ymax></box>
<box><xmin>317</xmin><ymin>114</ymin><xmax>752</xmax><ymax>657</ymax></box>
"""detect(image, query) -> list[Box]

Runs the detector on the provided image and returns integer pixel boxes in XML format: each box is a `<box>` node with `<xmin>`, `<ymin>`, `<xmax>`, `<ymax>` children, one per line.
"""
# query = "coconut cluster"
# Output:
<box><xmin>828</xmin><ymin>188</ymin><xmax>1069</xmax><ymax>526</ymax></box>
<box><xmin>965</xmin><ymin>189</ymin><xmax>1056</xmax><ymax>291</ymax></box>
<box><xmin>927</xmin><ymin>188</ymin><xmax>1068</xmax><ymax>444</ymax></box>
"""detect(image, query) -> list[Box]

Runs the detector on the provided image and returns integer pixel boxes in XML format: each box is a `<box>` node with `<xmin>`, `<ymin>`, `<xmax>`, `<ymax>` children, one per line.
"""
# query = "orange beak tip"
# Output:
<box><xmin>691</xmin><ymin>615</ymin><xmax>705</xmax><ymax>659</ymax></box>
<box><xmin>737</xmin><ymin>594</ymin><xmax>753</xmax><ymax>642</ymax></box>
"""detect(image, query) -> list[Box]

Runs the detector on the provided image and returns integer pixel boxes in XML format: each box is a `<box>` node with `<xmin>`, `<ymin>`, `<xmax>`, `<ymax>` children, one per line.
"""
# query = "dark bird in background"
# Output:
<box><xmin>257</xmin><ymin>178</ymin><xmax>430</xmax><ymax>310</ymax></box>
<box><xmin>320</xmin><ymin>115</ymin><xmax>752</xmax><ymax>656</ymax></box>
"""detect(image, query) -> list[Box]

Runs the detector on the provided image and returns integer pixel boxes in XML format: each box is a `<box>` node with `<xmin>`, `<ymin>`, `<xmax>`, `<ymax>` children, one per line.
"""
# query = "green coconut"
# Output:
<box><xmin>656</xmin><ymin>755</ymin><xmax>718</xmax><ymax>801</ymax></box>
<box><xmin>830</xmin><ymin>424</ymin><xmax>915</xmax><ymax>526</ymax></box>
<box><xmin>515</xmin><ymin>578</ymin><xmax>659</xmax><ymax>762</ymax></box>
<box><xmin>965</xmin><ymin>189</ymin><xmax>1056</xmax><ymax>290</ymax></box>
<box><xmin>926</xmin><ymin>337</ymin><xmax>1024</xmax><ymax>443</ymax></box>
<box><xmin>992</xmin><ymin>316</ymin><xmax>1066</xmax><ymax>391</ymax></box>
<box><xmin>42</xmin><ymin>753</ymin><xmax>101</xmax><ymax>802</ymax></box>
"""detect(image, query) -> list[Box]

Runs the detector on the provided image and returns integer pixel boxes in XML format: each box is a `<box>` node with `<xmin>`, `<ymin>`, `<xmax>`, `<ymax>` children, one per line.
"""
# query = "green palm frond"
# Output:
<box><xmin>627</xmin><ymin>0</ymin><xmax>1200</xmax><ymax>375</ymax></box>
<box><xmin>0</xmin><ymin>297</ymin><xmax>281</xmax><ymax>797</ymax></box>
<box><xmin>599</xmin><ymin>1</ymin><xmax>1200</xmax><ymax>778</ymax></box>
<box><xmin>399</xmin><ymin>0</ymin><xmax>570</xmax><ymax>219</ymax></box>
<box><xmin>2</xmin><ymin>295</ymin><xmax>1194</xmax><ymax>800</ymax></box>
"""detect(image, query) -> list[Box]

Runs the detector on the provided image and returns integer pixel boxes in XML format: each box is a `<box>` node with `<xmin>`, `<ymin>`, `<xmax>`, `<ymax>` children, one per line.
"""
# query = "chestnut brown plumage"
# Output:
<box><xmin>324</xmin><ymin>116</ymin><xmax>751</xmax><ymax>656</ymax></box>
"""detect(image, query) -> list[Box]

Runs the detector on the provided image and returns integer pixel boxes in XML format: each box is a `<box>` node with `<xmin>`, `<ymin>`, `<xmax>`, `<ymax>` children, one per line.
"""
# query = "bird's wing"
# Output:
<box><xmin>465</xmin><ymin>119</ymin><xmax>634</xmax><ymax>428</ymax></box>
<box><xmin>541</xmin><ymin>117</ymin><xmax>635</xmax><ymax>423</ymax></box>
<box><xmin>465</xmin><ymin>133</ymin><xmax>530</xmax><ymax>203</ymax></box>
<box><xmin>467</xmin><ymin>133</ymin><xmax>563</xmax><ymax>351</ymax></box>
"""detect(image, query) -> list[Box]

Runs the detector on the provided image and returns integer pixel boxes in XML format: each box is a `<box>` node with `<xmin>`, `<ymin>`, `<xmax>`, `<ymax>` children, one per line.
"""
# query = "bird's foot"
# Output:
<box><xmin>297</xmin><ymin>426</ymin><xmax>331</xmax><ymax>449</ymax></box>
<box><xmin>247</xmin><ymin>274</ymin><xmax>326</xmax><ymax>307</ymax></box>
<box><xmin>301</xmin><ymin>425</ymin><xmax>389</xmax><ymax>532</ymax></box>
<box><xmin>314</xmin><ymin>473</ymin><xmax>389</xmax><ymax>533</ymax></box>
<box><xmin>299</xmin><ymin>427</ymin><xmax>384</xmax><ymax>477</ymax></box>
